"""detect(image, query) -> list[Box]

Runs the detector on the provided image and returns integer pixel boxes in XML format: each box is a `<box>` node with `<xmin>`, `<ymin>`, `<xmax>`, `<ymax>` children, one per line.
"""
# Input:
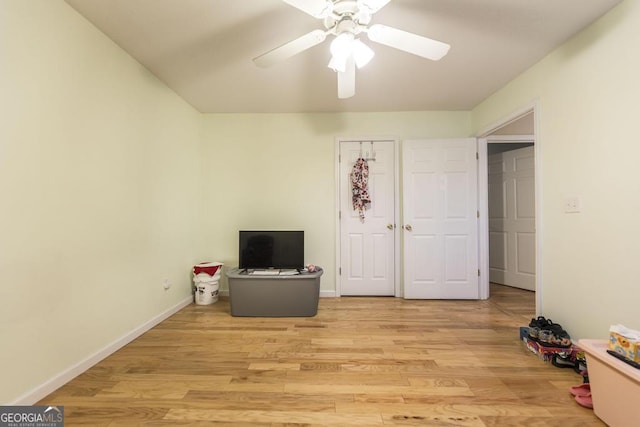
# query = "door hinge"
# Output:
<box><xmin>339</xmin><ymin>211</ymin><xmax>341</xmax><ymax>219</ymax></box>
<box><xmin>476</xmin><ymin>152</ymin><xmax>479</xmax><ymax>160</ymax></box>
<box><xmin>477</xmin><ymin>210</ymin><xmax>480</xmax><ymax>218</ymax></box>
<box><xmin>478</xmin><ymin>269</ymin><xmax>481</xmax><ymax>277</ymax></box>
<box><xmin>339</xmin><ymin>267</ymin><xmax>341</xmax><ymax>275</ymax></box>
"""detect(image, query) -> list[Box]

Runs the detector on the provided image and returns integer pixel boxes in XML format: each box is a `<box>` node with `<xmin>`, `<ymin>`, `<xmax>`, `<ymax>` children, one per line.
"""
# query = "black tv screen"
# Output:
<box><xmin>239</xmin><ymin>230</ymin><xmax>304</xmax><ymax>270</ymax></box>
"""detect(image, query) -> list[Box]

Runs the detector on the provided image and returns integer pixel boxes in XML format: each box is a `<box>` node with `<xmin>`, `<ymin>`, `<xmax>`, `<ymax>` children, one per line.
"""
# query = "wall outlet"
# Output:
<box><xmin>162</xmin><ymin>279</ymin><xmax>172</xmax><ymax>290</ymax></box>
<box><xmin>564</xmin><ymin>196</ymin><xmax>581</xmax><ymax>213</ymax></box>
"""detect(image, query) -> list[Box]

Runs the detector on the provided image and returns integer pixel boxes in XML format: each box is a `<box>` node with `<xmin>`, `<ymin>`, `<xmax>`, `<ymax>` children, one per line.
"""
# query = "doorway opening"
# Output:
<box><xmin>478</xmin><ymin>107</ymin><xmax>539</xmax><ymax>314</ymax></box>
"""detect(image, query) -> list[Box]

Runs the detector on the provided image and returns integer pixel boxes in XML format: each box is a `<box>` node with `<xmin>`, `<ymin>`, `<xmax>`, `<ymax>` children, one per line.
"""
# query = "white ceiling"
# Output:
<box><xmin>65</xmin><ymin>0</ymin><xmax>621</xmax><ymax>113</ymax></box>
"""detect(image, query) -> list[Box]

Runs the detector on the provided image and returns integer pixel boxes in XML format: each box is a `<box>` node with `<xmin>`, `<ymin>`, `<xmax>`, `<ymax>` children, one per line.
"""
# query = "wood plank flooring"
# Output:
<box><xmin>39</xmin><ymin>284</ymin><xmax>603</xmax><ymax>426</ymax></box>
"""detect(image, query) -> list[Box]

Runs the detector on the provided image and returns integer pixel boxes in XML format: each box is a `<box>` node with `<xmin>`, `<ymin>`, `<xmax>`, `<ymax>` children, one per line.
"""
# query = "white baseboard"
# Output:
<box><xmin>10</xmin><ymin>295</ymin><xmax>193</xmax><ymax>405</ymax></box>
<box><xmin>319</xmin><ymin>290</ymin><xmax>336</xmax><ymax>297</ymax></box>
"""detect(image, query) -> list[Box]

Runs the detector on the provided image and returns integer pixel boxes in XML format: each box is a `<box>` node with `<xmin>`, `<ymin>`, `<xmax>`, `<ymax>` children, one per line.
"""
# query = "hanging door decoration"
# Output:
<box><xmin>351</xmin><ymin>157</ymin><xmax>371</xmax><ymax>221</ymax></box>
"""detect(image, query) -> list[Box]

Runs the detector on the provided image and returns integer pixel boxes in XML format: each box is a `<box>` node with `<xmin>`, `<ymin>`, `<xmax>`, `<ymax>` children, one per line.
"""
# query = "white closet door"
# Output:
<box><xmin>339</xmin><ymin>140</ymin><xmax>396</xmax><ymax>296</ymax></box>
<box><xmin>402</xmin><ymin>139</ymin><xmax>479</xmax><ymax>299</ymax></box>
<box><xmin>488</xmin><ymin>146</ymin><xmax>535</xmax><ymax>291</ymax></box>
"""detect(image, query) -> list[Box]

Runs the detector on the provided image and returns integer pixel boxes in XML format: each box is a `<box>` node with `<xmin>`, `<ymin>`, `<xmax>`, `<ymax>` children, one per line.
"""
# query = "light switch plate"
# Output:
<box><xmin>564</xmin><ymin>196</ymin><xmax>581</xmax><ymax>213</ymax></box>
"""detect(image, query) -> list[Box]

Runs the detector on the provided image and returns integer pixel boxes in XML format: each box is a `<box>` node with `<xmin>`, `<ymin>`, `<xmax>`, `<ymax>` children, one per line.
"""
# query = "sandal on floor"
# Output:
<box><xmin>569</xmin><ymin>383</ymin><xmax>591</xmax><ymax>397</ymax></box>
<box><xmin>575</xmin><ymin>393</ymin><xmax>593</xmax><ymax>409</ymax></box>
<box><xmin>553</xmin><ymin>354</ymin><xmax>578</xmax><ymax>369</ymax></box>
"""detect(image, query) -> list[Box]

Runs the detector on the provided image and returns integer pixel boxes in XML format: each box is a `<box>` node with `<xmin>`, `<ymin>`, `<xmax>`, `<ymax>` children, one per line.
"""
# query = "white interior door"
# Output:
<box><xmin>339</xmin><ymin>140</ymin><xmax>396</xmax><ymax>296</ymax></box>
<box><xmin>488</xmin><ymin>146</ymin><xmax>535</xmax><ymax>291</ymax></box>
<box><xmin>403</xmin><ymin>139</ymin><xmax>479</xmax><ymax>299</ymax></box>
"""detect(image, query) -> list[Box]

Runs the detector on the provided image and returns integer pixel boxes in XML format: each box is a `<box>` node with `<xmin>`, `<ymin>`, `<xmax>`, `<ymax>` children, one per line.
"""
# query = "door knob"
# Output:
<box><xmin>404</xmin><ymin>224</ymin><xmax>412</xmax><ymax>231</ymax></box>
<box><xmin>387</xmin><ymin>224</ymin><xmax>394</xmax><ymax>230</ymax></box>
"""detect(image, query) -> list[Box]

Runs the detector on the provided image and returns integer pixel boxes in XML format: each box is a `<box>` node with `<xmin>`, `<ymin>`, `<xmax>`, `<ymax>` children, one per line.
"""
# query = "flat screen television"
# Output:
<box><xmin>239</xmin><ymin>230</ymin><xmax>304</xmax><ymax>270</ymax></box>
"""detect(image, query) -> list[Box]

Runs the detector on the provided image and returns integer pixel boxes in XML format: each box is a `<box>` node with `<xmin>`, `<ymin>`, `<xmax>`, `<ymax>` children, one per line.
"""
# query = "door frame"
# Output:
<box><xmin>477</xmin><ymin>102</ymin><xmax>542</xmax><ymax>312</ymax></box>
<box><xmin>334</xmin><ymin>136</ymin><xmax>401</xmax><ymax>297</ymax></box>
<box><xmin>485</xmin><ymin>139</ymin><xmax>535</xmax><ymax>290</ymax></box>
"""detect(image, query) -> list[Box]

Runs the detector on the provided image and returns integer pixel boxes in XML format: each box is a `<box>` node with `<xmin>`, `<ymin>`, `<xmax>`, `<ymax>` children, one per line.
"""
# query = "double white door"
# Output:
<box><xmin>339</xmin><ymin>138</ymin><xmax>479</xmax><ymax>299</ymax></box>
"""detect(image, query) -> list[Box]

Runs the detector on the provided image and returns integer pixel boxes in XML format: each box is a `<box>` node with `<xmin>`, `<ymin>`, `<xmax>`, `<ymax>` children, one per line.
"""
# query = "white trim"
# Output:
<box><xmin>533</xmin><ymin>106</ymin><xmax>543</xmax><ymax>315</ymax></box>
<box><xmin>10</xmin><ymin>295</ymin><xmax>193</xmax><ymax>405</ymax></box>
<box><xmin>480</xmin><ymin>135</ymin><xmax>534</xmax><ymax>299</ymax></box>
<box><xmin>334</xmin><ymin>137</ymin><xmax>342</xmax><ymax>296</ymax></box>
<box><xmin>485</xmin><ymin>135</ymin><xmax>534</xmax><ymax>143</ymax></box>
<box><xmin>335</xmin><ymin>136</ymin><xmax>400</xmax><ymax>297</ymax></box>
<box><xmin>477</xmin><ymin>138</ymin><xmax>490</xmax><ymax>299</ymax></box>
<box><xmin>393</xmin><ymin>140</ymin><xmax>401</xmax><ymax>298</ymax></box>
<box><xmin>320</xmin><ymin>290</ymin><xmax>337</xmax><ymax>298</ymax></box>
<box><xmin>476</xmin><ymin>101</ymin><xmax>542</xmax><ymax>313</ymax></box>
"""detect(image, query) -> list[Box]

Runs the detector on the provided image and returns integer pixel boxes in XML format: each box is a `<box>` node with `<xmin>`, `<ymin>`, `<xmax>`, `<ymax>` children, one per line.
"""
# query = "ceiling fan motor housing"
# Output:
<box><xmin>325</xmin><ymin>0</ymin><xmax>372</xmax><ymax>36</ymax></box>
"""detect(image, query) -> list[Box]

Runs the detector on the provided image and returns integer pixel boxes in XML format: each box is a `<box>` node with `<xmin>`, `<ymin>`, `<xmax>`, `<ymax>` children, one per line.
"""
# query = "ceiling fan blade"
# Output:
<box><xmin>358</xmin><ymin>0</ymin><xmax>392</xmax><ymax>14</ymax></box>
<box><xmin>337</xmin><ymin>56</ymin><xmax>356</xmax><ymax>99</ymax></box>
<box><xmin>253</xmin><ymin>29</ymin><xmax>327</xmax><ymax>68</ymax></box>
<box><xmin>366</xmin><ymin>24</ymin><xmax>450</xmax><ymax>61</ymax></box>
<box><xmin>283</xmin><ymin>0</ymin><xmax>333</xmax><ymax>18</ymax></box>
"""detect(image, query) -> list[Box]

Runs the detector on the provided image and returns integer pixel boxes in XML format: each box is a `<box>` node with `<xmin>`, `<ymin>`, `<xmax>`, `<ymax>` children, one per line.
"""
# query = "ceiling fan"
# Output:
<box><xmin>253</xmin><ymin>0</ymin><xmax>450</xmax><ymax>99</ymax></box>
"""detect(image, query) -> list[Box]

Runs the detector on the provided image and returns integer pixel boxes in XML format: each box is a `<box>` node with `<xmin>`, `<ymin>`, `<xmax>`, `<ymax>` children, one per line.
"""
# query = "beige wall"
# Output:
<box><xmin>4</xmin><ymin>0</ymin><xmax>634</xmax><ymax>406</ymax></box>
<box><xmin>0</xmin><ymin>1</ymin><xmax>471</xmax><ymax>404</ymax></box>
<box><xmin>200</xmin><ymin>112</ymin><xmax>472</xmax><ymax>293</ymax></box>
<box><xmin>472</xmin><ymin>1</ymin><xmax>638</xmax><ymax>340</ymax></box>
<box><xmin>0</xmin><ymin>1</ymin><xmax>204</xmax><ymax>403</ymax></box>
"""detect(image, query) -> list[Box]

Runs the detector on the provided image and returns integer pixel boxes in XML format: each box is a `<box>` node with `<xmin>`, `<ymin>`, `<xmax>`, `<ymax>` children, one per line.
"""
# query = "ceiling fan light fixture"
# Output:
<box><xmin>328</xmin><ymin>33</ymin><xmax>373</xmax><ymax>71</ymax></box>
<box><xmin>328</xmin><ymin>55</ymin><xmax>348</xmax><ymax>73</ymax></box>
<box><xmin>330</xmin><ymin>33</ymin><xmax>354</xmax><ymax>58</ymax></box>
<box><xmin>328</xmin><ymin>33</ymin><xmax>354</xmax><ymax>72</ymax></box>
<box><xmin>352</xmin><ymin>39</ymin><xmax>374</xmax><ymax>68</ymax></box>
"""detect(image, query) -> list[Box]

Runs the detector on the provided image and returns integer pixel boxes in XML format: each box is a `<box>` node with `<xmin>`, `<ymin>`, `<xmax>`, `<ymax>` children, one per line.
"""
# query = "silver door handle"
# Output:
<box><xmin>387</xmin><ymin>224</ymin><xmax>394</xmax><ymax>230</ymax></box>
<box><xmin>404</xmin><ymin>224</ymin><xmax>412</xmax><ymax>231</ymax></box>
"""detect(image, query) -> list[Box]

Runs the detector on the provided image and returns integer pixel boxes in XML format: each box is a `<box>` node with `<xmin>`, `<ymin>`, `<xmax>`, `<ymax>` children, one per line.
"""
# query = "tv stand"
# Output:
<box><xmin>226</xmin><ymin>267</ymin><xmax>323</xmax><ymax>317</ymax></box>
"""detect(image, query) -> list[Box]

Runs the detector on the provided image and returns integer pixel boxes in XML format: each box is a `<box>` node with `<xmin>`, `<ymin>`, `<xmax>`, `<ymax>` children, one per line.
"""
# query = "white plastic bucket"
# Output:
<box><xmin>195</xmin><ymin>281</ymin><xmax>219</xmax><ymax>305</ymax></box>
<box><xmin>193</xmin><ymin>262</ymin><xmax>223</xmax><ymax>275</ymax></box>
<box><xmin>194</xmin><ymin>270</ymin><xmax>222</xmax><ymax>282</ymax></box>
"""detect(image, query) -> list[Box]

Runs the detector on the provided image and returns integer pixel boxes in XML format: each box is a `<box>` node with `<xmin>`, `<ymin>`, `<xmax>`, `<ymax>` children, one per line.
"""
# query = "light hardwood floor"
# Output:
<box><xmin>39</xmin><ymin>284</ymin><xmax>603</xmax><ymax>426</ymax></box>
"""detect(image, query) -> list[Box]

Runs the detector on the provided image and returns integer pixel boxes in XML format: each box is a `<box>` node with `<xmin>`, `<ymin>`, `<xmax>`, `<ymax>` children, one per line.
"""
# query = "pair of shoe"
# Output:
<box><xmin>552</xmin><ymin>353</ymin><xmax>587</xmax><ymax>374</ymax></box>
<box><xmin>528</xmin><ymin>316</ymin><xmax>572</xmax><ymax>347</ymax></box>
<box><xmin>552</xmin><ymin>353</ymin><xmax>577</xmax><ymax>370</ymax></box>
<box><xmin>569</xmin><ymin>383</ymin><xmax>593</xmax><ymax>408</ymax></box>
